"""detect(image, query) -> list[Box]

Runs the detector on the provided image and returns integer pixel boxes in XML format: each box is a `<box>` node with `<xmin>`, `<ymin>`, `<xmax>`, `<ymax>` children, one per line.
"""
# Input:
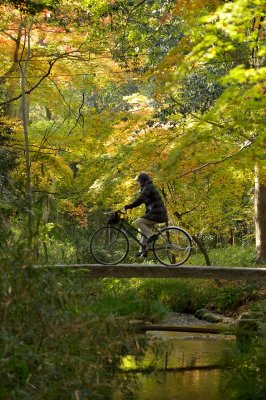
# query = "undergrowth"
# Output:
<box><xmin>0</xmin><ymin>265</ymin><xmax>145</xmax><ymax>400</ymax></box>
<box><xmin>83</xmin><ymin>244</ymin><xmax>261</xmax><ymax>317</ymax></box>
<box><xmin>1</xmin><ymin>244</ymin><xmax>264</xmax><ymax>399</ymax></box>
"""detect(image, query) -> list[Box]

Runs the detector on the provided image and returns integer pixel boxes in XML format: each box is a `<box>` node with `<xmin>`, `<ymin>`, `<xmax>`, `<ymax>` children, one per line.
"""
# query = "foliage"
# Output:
<box><xmin>0</xmin><ymin>118</ymin><xmax>25</xmax><ymax>253</ymax></box>
<box><xmin>0</xmin><ymin>0</ymin><xmax>57</xmax><ymax>14</ymax></box>
<box><xmin>0</xmin><ymin>240</ymin><xmax>264</xmax><ymax>398</ymax></box>
<box><xmin>215</xmin><ymin>282</ymin><xmax>260</xmax><ymax>313</ymax></box>
<box><xmin>164</xmin><ymin>0</ymin><xmax>266</xmax><ymax>167</ymax></box>
<box><xmin>1</xmin><ymin>0</ymin><xmax>264</xmax><ymax>262</ymax></box>
<box><xmin>221</xmin><ymin>327</ymin><xmax>266</xmax><ymax>399</ymax></box>
<box><xmin>1</xmin><ymin>1</ymin><xmax>266</xmax><ymax>398</ymax></box>
<box><xmin>89</xmin><ymin>278</ymin><xmax>168</xmax><ymax>321</ymax></box>
<box><xmin>221</xmin><ymin>301</ymin><xmax>266</xmax><ymax>399</ymax></box>
<box><xmin>0</xmin><ymin>265</ymin><xmax>145</xmax><ymax>399</ymax></box>
<box><xmin>88</xmin><ymin>0</ymin><xmax>182</xmax><ymax>70</ymax></box>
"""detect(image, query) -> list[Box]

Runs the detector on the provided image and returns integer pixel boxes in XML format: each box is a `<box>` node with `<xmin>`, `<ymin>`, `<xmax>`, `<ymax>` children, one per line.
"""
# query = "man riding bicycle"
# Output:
<box><xmin>124</xmin><ymin>172</ymin><xmax>168</xmax><ymax>256</ymax></box>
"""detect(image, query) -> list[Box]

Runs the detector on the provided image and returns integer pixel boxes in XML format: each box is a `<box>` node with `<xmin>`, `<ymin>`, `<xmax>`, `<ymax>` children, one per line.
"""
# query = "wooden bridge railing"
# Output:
<box><xmin>34</xmin><ymin>264</ymin><xmax>266</xmax><ymax>281</ymax></box>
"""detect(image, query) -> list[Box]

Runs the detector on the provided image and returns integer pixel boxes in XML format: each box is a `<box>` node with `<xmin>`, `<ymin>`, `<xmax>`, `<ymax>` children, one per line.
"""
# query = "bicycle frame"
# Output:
<box><xmin>116</xmin><ymin>218</ymin><xmax>148</xmax><ymax>247</ymax></box>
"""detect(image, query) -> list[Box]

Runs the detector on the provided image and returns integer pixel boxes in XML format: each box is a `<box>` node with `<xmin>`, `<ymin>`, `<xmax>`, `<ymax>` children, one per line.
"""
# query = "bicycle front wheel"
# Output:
<box><xmin>90</xmin><ymin>226</ymin><xmax>129</xmax><ymax>265</ymax></box>
<box><xmin>153</xmin><ymin>227</ymin><xmax>192</xmax><ymax>266</ymax></box>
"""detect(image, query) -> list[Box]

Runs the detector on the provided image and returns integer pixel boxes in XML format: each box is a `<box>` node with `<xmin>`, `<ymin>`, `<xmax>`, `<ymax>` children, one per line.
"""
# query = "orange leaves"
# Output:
<box><xmin>59</xmin><ymin>200</ymin><xmax>88</xmax><ymax>227</ymax></box>
<box><xmin>175</xmin><ymin>0</ymin><xmax>222</xmax><ymax>16</ymax></box>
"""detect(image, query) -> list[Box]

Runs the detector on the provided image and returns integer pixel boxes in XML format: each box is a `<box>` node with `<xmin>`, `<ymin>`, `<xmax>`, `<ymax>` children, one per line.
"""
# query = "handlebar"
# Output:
<box><xmin>104</xmin><ymin>209</ymin><xmax>127</xmax><ymax>215</ymax></box>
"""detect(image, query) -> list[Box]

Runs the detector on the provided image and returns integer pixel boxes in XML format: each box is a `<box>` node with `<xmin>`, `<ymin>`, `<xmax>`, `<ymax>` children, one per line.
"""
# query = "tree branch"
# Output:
<box><xmin>176</xmin><ymin>142</ymin><xmax>252</xmax><ymax>179</ymax></box>
<box><xmin>133</xmin><ymin>0</ymin><xmax>147</xmax><ymax>9</ymax></box>
<box><xmin>0</xmin><ymin>59</ymin><xmax>56</xmax><ymax>107</ymax></box>
<box><xmin>67</xmin><ymin>92</ymin><xmax>85</xmax><ymax>135</ymax></box>
<box><xmin>0</xmin><ymin>48</ymin><xmax>89</xmax><ymax>107</ymax></box>
<box><xmin>0</xmin><ymin>21</ymin><xmax>23</xmax><ymax>85</ymax></box>
<box><xmin>32</xmin><ymin>187</ymin><xmax>88</xmax><ymax>196</ymax></box>
<box><xmin>170</xmin><ymin>96</ymin><xmax>226</xmax><ymax>128</ymax></box>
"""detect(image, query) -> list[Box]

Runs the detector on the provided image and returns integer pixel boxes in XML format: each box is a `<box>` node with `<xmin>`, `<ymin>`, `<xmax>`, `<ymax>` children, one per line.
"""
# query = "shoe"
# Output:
<box><xmin>147</xmin><ymin>234</ymin><xmax>158</xmax><ymax>244</ymax></box>
<box><xmin>135</xmin><ymin>251</ymin><xmax>147</xmax><ymax>258</ymax></box>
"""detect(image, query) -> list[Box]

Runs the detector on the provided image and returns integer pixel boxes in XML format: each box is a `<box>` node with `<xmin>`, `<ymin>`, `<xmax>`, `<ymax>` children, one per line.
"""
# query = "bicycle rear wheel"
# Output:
<box><xmin>153</xmin><ymin>227</ymin><xmax>192</xmax><ymax>266</ymax></box>
<box><xmin>90</xmin><ymin>226</ymin><xmax>129</xmax><ymax>265</ymax></box>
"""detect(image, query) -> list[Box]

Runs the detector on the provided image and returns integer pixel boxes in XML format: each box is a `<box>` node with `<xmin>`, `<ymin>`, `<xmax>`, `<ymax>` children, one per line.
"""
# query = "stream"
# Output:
<box><xmin>123</xmin><ymin>313</ymin><xmax>235</xmax><ymax>400</ymax></box>
<box><xmin>136</xmin><ymin>369</ymin><xmax>222</xmax><ymax>400</ymax></box>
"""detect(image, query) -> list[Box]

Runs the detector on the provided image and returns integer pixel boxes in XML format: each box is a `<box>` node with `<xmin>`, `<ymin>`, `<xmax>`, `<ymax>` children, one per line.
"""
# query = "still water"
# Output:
<box><xmin>136</xmin><ymin>369</ymin><xmax>221</xmax><ymax>400</ymax></box>
<box><xmin>122</xmin><ymin>330</ymin><xmax>235</xmax><ymax>400</ymax></box>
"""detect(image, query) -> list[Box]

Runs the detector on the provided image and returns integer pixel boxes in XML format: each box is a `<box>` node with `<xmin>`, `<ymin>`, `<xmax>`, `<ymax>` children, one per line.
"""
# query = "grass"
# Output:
<box><xmin>189</xmin><ymin>244</ymin><xmax>257</xmax><ymax>267</ymax></box>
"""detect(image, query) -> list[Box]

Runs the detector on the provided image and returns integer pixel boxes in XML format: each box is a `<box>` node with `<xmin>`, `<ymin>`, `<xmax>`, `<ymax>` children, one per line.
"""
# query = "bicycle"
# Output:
<box><xmin>89</xmin><ymin>210</ymin><xmax>193</xmax><ymax>266</ymax></box>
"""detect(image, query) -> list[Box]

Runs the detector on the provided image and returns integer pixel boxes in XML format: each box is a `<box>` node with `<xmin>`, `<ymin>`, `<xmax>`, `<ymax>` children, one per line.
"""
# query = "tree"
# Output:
<box><xmin>146</xmin><ymin>0</ymin><xmax>266</xmax><ymax>262</ymax></box>
<box><xmin>0</xmin><ymin>0</ymin><xmax>120</xmax><ymax>257</ymax></box>
<box><xmin>1</xmin><ymin>0</ymin><xmax>264</xmax><ymax>264</ymax></box>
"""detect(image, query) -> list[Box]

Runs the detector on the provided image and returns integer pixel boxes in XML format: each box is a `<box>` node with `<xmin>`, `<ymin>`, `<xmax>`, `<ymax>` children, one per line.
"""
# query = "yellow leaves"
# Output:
<box><xmin>223</xmin><ymin>65</ymin><xmax>266</xmax><ymax>85</ymax></box>
<box><xmin>0</xmin><ymin>116</ymin><xmax>23</xmax><ymax>136</ymax></box>
<box><xmin>30</xmin><ymin>153</ymin><xmax>72</xmax><ymax>190</ymax></box>
<box><xmin>123</xmin><ymin>93</ymin><xmax>151</xmax><ymax>112</ymax></box>
<box><xmin>154</xmin><ymin>37</ymin><xmax>195</xmax><ymax>82</ymax></box>
<box><xmin>165</xmin><ymin>155</ymin><xmax>254</xmax><ymax>234</ymax></box>
<box><xmin>175</xmin><ymin>0</ymin><xmax>266</xmax><ymax>73</ymax></box>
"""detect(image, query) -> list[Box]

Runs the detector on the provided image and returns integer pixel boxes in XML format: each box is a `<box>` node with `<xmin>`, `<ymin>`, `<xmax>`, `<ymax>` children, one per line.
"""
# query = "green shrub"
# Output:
<box><xmin>215</xmin><ymin>282</ymin><xmax>260</xmax><ymax>313</ymax></box>
<box><xmin>221</xmin><ymin>326</ymin><xmax>266</xmax><ymax>399</ymax></box>
<box><xmin>0</xmin><ymin>267</ymin><xmax>144</xmax><ymax>400</ymax></box>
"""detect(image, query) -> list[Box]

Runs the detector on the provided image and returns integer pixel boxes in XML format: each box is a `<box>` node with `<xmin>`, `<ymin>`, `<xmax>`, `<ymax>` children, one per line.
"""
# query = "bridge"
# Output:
<box><xmin>34</xmin><ymin>264</ymin><xmax>266</xmax><ymax>281</ymax></box>
<box><xmin>34</xmin><ymin>263</ymin><xmax>263</xmax><ymax>338</ymax></box>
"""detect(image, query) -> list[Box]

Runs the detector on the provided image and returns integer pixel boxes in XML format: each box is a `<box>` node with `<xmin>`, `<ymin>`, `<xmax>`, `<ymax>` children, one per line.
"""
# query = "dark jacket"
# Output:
<box><xmin>126</xmin><ymin>179</ymin><xmax>168</xmax><ymax>223</ymax></box>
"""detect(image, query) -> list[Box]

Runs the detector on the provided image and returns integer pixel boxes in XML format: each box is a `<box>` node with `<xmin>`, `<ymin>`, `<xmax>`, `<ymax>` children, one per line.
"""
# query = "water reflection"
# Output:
<box><xmin>122</xmin><ymin>331</ymin><xmax>235</xmax><ymax>371</ymax></box>
<box><xmin>147</xmin><ymin>331</ymin><xmax>234</xmax><ymax>370</ymax></box>
<box><xmin>136</xmin><ymin>369</ymin><xmax>222</xmax><ymax>400</ymax></box>
<box><xmin>122</xmin><ymin>329</ymin><xmax>235</xmax><ymax>400</ymax></box>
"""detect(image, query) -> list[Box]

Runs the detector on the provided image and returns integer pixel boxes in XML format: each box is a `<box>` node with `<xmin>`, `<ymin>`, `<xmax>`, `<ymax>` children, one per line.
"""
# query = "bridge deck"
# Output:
<box><xmin>137</xmin><ymin>323</ymin><xmax>235</xmax><ymax>334</ymax></box>
<box><xmin>34</xmin><ymin>264</ymin><xmax>266</xmax><ymax>281</ymax></box>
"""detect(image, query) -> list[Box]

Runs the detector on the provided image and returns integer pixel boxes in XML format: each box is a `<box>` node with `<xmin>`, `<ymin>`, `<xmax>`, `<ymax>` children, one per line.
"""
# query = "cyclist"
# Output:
<box><xmin>124</xmin><ymin>172</ymin><xmax>168</xmax><ymax>256</ymax></box>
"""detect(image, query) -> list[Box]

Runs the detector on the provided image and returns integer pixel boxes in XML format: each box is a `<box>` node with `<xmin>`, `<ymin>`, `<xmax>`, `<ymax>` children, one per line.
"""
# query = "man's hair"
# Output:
<box><xmin>136</xmin><ymin>172</ymin><xmax>151</xmax><ymax>183</ymax></box>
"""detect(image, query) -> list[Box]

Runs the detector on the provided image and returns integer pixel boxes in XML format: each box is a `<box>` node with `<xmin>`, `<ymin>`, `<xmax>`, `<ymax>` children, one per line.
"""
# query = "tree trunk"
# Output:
<box><xmin>192</xmin><ymin>235</ymin><xmax>221</xmax><ymax>287</ymax></box>
<box><xmin>20</xmin><ymin>20</ymin><xmax>34</xmax><ymax>251</ymax></box>
<box><xmin>192</xmin><ymin>235</ymin><xmax>211</xmax><ymax>266</ymax></box>
<box><xmin>251</xmin><ymin>18</ymin><xmax>266</xmax><ymax>263</ymax></box>
<box><xmin>254</xmin><ymin>164</ymin><xmax>266</xmax><ymax>263</ymax></box>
